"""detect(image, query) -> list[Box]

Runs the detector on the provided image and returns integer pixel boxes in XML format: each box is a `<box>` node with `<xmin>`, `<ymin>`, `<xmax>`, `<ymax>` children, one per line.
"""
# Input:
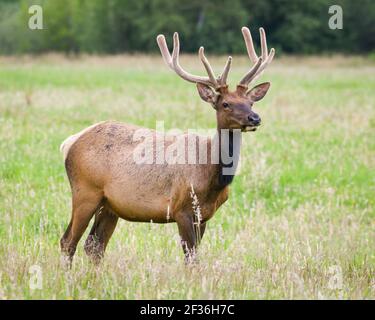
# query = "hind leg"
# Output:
<box><xmin>84</xmin><ymin>205</ymin><xmax>119</xmax><ymax>264</ymax></box>
<box><xmin>60</xmin><ymin>220</ymin><xmax>72</xmax><ymax>247</ymax></box>
<box><xmin>60</xmin><ymin>186</ymin><xmax>103</xmax><ymax>263</ymax></box>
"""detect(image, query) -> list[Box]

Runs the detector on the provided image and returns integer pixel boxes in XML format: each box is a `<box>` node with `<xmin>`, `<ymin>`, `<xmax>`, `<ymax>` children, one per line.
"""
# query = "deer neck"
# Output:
<box><xmin>211</xmin><ymin>128</ymin><xmax>242</xmax><ymax>189</ymax></box>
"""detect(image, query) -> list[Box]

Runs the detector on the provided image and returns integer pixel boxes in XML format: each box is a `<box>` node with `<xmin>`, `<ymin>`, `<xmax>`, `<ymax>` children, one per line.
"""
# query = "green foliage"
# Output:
<box><xmin>0</xmin><ymin>1</ymin><xmax>20</xmax><ymax>54</ymax></box>
<box><xmin>0</xmin><ymin>0</ymin><xmax>374</xmax><ymax>54</ymax></box>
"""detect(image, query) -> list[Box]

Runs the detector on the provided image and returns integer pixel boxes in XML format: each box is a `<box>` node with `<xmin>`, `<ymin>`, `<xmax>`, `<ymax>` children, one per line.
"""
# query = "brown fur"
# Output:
<box><xmin>60</xmin><ymin>84</ymin><xmax>271</xmax><ymax>264</ymax></box>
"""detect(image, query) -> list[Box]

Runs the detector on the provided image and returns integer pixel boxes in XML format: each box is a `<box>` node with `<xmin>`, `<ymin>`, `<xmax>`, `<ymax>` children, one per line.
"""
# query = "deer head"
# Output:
<box><xmin>157</xmin><ymin>27</ymin><xmax>275</xmax><ymax>132</ymax></box>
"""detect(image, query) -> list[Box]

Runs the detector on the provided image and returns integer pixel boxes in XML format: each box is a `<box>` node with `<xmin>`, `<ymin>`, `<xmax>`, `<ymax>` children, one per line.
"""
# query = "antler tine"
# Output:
<box><xmin>198</xmin><ymin>47</ymin><xmax>218</xmax><ymax>87</ymax></box>
<box><xmin>156</xmin><ymin>34</ymin><xmax>173</xmax><ymax>68</ymax></box>
<box><xmin>252</xmin><ymin>47</ymin><xmax>275</xmax><ymax>83</ymax></box>
<box><xmin>239</xmin><ymin>57</ymin><xmax>262</xmax><ymax>86</ymax></box>
<box><xmin>157</xmin><ymin>32</ymin><xmax>232</xmax><ymax>89</ymax></box>
<box><xmin>157</xmin><ymin>32</ymin><xmax>217</xmax><ymax>87</ymax></box>
<box><xmin>239</xmin><ymin>26</ymin><xmax>275</xmax><ymax>87</ymax></box>
<box><xmin>170</xmin><ymin>33</ymin><xmax>213</xmax><ymax>86</ymax></box>
<box><xmin>241</xmin><ymin>27</ymin><xmax>257</xmax><ymax>63</ymax></box>
<box><xmin>218</xmin><ymin>56</ymin><xmax>232</xmax><ymax>86</ymax></box>
<box><xmin>259</xmin><ymin>27</ymin><xmax>268</xmax><ymax>60</ymax></box>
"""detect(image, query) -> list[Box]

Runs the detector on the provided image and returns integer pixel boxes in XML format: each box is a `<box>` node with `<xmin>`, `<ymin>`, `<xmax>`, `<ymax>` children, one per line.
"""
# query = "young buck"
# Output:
<box><xmin>60</xmin><ymin>27</ymin><xmax>275</xmax><ymax>264</ymax></box>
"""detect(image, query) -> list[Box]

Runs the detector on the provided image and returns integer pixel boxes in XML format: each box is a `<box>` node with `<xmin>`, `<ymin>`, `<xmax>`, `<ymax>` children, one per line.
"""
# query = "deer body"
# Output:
<box><xmin>63</xmin><ymin>121</ymin><xmax>229</xmax><ymax>224</ymax></box>
<box><xmin>60</xmin><ymin>26</ymin><xmax>275</xmax><ymax>263</ymax></box>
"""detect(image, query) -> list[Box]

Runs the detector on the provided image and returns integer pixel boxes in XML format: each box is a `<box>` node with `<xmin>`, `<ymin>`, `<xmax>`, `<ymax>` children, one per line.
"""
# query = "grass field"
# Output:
<box><xmin>0</xmin><ymin>54</ymin><xmax>374</xmax><ymax>299</ymax></box>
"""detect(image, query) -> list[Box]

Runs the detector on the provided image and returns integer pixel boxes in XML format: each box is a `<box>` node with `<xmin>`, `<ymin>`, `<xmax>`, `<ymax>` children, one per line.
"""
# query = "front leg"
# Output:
<box><xmin>175</xmin><ymin>212</ymin><xmax>206</xmax><ymax>264</ymax></box>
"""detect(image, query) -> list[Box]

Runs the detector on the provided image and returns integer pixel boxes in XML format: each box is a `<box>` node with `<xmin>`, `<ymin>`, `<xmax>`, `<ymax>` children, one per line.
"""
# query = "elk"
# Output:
<box><xmin>60</xmin><ymin>26</ymin><xmax>275</xmax><ymax>264</ymax></box>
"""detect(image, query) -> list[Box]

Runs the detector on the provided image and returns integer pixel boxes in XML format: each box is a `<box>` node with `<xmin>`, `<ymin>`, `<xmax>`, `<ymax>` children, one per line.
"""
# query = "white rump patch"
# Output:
<box><xmin>60</xmin><ymin>122</ymin><xmax>105</xmax><ymax>161</ymax></box>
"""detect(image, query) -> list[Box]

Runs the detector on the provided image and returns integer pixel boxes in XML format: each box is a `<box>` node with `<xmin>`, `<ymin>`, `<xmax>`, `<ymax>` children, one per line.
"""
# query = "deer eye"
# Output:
<box><xmin>222</xmin><ymin>102</ymin><xmax>230</xmax><ymax>109</ymax></box>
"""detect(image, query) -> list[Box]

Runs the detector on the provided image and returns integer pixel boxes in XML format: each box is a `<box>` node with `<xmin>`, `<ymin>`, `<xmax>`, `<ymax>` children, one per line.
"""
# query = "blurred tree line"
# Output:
<box><xmin>0</xmin><ymin>0</ymin><xmax>374</xmax><ymax>55</ymax></box>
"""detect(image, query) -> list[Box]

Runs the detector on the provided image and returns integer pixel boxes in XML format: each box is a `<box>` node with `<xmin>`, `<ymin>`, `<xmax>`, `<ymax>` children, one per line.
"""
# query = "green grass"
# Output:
<box><xmin>0</xmin><ymin>54</ymin><xmax>374</xmax><ymax>299</ymax></box>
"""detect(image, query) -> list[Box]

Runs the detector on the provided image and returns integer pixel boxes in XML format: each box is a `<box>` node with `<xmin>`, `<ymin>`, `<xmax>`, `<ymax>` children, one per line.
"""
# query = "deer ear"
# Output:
<box><xmin>196</xmin><ymin>83</ymin><xmax>217</xmax><ymax>104</ymax></box>
<box><xmin>246</xmin><ymin>82</ymin><xmax>271</xmax><ymax>102</ymax></box>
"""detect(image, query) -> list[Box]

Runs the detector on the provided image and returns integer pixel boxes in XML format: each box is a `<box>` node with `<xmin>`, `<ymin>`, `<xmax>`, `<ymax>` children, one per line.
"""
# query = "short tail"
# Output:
<box><xmin>60</xmin><ymin>122</ymin><xmax>105</xmax><ymax>161</ymax></box>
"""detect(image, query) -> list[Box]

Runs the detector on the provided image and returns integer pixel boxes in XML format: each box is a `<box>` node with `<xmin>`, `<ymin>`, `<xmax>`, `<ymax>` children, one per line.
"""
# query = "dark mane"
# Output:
<box><xmin>217</xmin><ymin>130</ymin><xmax>241</xmax><ymax>188</ymax></box>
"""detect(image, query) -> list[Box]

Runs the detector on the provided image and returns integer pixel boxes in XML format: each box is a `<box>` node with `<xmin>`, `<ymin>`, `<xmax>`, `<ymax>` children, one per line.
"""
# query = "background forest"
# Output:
<box><xmin>0</xmin><ymin>0</ymin><xmax>374</xmax><ymax>55</ymax></box>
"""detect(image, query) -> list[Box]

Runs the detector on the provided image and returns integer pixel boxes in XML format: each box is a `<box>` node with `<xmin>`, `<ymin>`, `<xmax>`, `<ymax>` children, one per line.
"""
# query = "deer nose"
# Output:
<box><xmin>248</xmin><ymin>114</ymin><xmax>261</xmax><ymax>126</ymax></box>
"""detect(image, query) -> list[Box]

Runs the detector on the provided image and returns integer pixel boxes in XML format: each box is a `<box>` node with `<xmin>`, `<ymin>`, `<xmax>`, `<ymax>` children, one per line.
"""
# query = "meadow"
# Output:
<box><xmin>0</xmin><ymin>54</ymin><xmax>374</xmax><ymax>299</ymax></box>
